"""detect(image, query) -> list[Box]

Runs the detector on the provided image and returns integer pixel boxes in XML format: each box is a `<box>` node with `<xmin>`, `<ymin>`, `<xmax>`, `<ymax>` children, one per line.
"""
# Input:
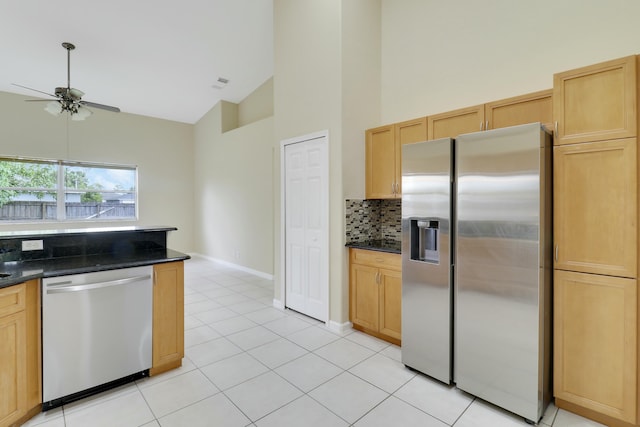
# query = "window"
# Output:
<box><xmin>0</xmin><ymin>157</ymin><xmax>137</xmax><ymax>222</ymax></box>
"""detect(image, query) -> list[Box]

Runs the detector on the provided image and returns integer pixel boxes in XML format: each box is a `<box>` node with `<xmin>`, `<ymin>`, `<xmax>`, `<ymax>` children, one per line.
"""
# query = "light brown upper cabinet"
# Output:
<box><xmin>366</xmin><ymin>117</ymin><xmax>427</xmax><ymax>199</ymax></box>
<box><xmin>553</xmin><ymin>55</ymin><xmax>637</xmax><ymax>145</ymax></box>
<box><xmin>485</xmin><ymin>89</ymin><xmax>553</xmax><ymax>131</ymax></box>
<box><xmin>553</xmin><ymin>138</ymin><xmax>637</xmax><ymax>278</ymax></box>
<box><xmin>395</xmin><ymin>117</ymin><xmax>428</xmax><ymax>145</ymax></box>
<box><xmin>366</xmin><ymin>124</ymin><xmax>396</xmax><ymax>199</ymax></box>
<box><xmin>428</xmin><ymin>105</ymin><xmax>484</xmax><ymax>140</ymax></box>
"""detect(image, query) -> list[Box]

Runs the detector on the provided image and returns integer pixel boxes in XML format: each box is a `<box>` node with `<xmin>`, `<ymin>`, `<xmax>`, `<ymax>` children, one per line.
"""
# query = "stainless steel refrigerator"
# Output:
<box><xmin>401</xmin><ymin>123</ymin><xmax>552</xmax><ymax>423</ymax></box>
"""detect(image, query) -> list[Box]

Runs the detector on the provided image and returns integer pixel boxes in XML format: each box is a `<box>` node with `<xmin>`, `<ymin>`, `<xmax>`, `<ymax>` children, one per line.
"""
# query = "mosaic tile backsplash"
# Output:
<box><xmin>345</xmin><ymin>199</ymin><xmax>401</xmax><ymax>243</ymax></box>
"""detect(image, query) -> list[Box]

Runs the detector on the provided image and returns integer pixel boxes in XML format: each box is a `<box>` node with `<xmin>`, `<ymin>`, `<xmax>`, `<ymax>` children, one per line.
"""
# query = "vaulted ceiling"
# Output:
<box><xmin>0</xmin><ymin>0</ymin><xmax>273</xmax><ymax>124</ymax></box>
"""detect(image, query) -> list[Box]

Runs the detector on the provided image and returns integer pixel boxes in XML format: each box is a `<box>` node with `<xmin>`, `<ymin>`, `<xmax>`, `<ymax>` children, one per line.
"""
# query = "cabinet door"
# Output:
<box><xmin>151</xmin><ymin>261</ymin><xmax>184</xmax><ymax>375</ymax></box>
<box><xmin>554</xmin><ymin>270</ymin><xmax>637</xmax><ymax>424</ymax></box>
<box><xmin>428</xmin><ymin>105</ymin><xmax>484</xmax><ymax>140</ymax></box>
<box><xmin>485</xmin><ymin>89</ymin><xmax>553</xmax><ymax>131</ymax></box>
<box><xmin>396</xmin><ymin>117</ymin><xmax>428</xmax><ymax>145</ymax></box>
<box><xmin>366</xmin><ymin>125</ymin><xmax>396</xmax><ymax>199</ymax></box>
<box><xmin>349</xmin><ymin>263</ymin><xmax>380</xmax><ymax>332</ymax></box>
<box><xmin>395</xmin><ymin>117</ymin><xmax>428</xmax><ymax>196</ymax></box>
<box><xmin>378</xmin><ymin>268</ymin><xmax>401</xmax><ymax>341</ymax></box>
<box><xmin>0</xmin><ymin>311</ymin><xmax>26</xmax><ymax>427</ymax></box>
<box><xmin>554</xmin><ymin>138</ymin><xmax>637</xmax><ymax>277</ymax></box>
<box><xmin>553</xmin><ymin>55</ymin><xmax>637</xmax><ymax>145</ymax></box>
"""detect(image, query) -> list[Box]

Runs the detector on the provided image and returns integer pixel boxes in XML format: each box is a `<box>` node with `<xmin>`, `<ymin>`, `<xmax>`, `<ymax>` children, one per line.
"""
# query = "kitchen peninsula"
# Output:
<box><xmin>0</xmin><ymin>226</ymin><xmax>189</xmax><ymax>427</ymax></box>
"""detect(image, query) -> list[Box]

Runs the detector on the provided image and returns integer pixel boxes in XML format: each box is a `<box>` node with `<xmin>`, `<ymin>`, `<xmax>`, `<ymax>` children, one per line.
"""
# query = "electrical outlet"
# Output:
<box><xmin>22</xmin><ymin>240</ymin><xmax>44</xmax><ymax>251</ymax></box>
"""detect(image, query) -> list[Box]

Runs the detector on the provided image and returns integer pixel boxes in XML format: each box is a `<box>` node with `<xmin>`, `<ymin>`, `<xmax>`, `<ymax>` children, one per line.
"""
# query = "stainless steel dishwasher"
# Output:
<box><xmin>42</xmin><ymin>265</ymin><xmax>153</xmax><ymax>409</ymax></box>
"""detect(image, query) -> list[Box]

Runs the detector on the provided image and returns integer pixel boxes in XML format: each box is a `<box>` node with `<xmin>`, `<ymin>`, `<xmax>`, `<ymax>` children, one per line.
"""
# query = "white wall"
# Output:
<box><xmin>193</xmin><ymin>100</ymin><xmax>274</xmax><ymax>275</ymax></box>
<box><xmin>273</xmin><ymin>0</ymin><xmax>344</xmax><ymax>313</ymax></box>
<box><xmin>273</xmin><ymin>0</ymin><xmax>381</xmax><ymax>324</ymax></box>
<box><xmin>239</xmin><ymin>77</ymin><xmax>274</xmax><ymax>127</ymax></box>
<box><xmin>380</xmin><ymin>0</ymin><xmax>640</xmax><ymax>123</ymax></box>
<box><xmin>0</xmin><ymin>91</ymin><xmax>194</xmax><ymax>252</ymax></box>
<box><xmin>342</xmin><ymin>0</ymin><xmax>381</xmax><ymax>200</ymax></box>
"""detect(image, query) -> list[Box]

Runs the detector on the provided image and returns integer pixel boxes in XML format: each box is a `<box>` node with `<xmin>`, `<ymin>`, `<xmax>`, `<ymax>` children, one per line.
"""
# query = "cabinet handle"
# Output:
<box><xmin>485</xmin><ymin>120</ymin><xmax>489</xmax><ymax>130</ymax></box>
<box><xmin>391</xmin><ymin>183</ymin><xmax>395</xmax><ymax>195</ymax></box>
<box><xmin>554</xmin><ymin>121</ymin><xmax>558</xmax><ymax>137</ymax></box>
<box><xmin>376</xmin><ymin>272</ymin><xmax>381</xmax><ymax>285</ymax></box>
<box><xmin>555</xmin><ymin>245</ymin><xmax>559</xmax><ymax>262</ymax></box>
<box><xmin>480</xmin><ymin>121</ymin><xmax>483</xmax><ymax>131</ymax></box>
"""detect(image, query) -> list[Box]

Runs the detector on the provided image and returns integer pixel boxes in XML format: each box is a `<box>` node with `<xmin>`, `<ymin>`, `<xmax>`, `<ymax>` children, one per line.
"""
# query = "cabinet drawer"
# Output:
<box><xmin>0</xmin><ymin>284</ymin><xmax>26</xmax><ymax>318</ymax></box>
<box><xmin>350</xmin><ymin>249</ymin><xmax>401</xmax><ymax>270</ymax></box>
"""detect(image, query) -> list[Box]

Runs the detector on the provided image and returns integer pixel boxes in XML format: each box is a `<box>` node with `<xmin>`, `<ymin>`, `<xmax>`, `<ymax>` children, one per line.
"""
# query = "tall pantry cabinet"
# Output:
<box><xmin>553</xmin><ymin>55</ymin><xmax>640</xmax><ymax>427</ymax></box>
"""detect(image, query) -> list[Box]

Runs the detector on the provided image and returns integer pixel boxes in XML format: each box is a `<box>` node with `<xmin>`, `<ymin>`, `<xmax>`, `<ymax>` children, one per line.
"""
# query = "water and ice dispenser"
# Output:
<box><xmin>410</xmin><ymin>219</ymin><xmax>439</xmax><ymax>263</ymax></box>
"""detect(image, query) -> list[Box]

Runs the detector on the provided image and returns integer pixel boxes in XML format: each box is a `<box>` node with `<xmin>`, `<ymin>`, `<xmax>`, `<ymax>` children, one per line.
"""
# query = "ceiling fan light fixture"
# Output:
<box><xmin>45</xmin><ymin>101</ymin><xmax>63</xmax><ymax>116</ymax></box>
<box><xmin>69</xmin><ymin>88</ymin><xmax>84</xmax><ymax>99</ymax></box>
<box><xmin>71</xmin><ymin>105</ymin><xmax>92</xmax><ymax>121</ymax></box>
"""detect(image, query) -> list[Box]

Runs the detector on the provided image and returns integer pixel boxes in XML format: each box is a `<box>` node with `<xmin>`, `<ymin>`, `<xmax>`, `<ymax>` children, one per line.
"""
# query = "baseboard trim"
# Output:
<box><xmin>327</xmin><ymin>320</ymin><xmax>353</xmax><ymax>334</ymax></box>
<box><xmin>273</xmin><ymin>298</ymin><xmax>285</xmax><ymax>310</ymax></box>
<box><xmin>555</xmin><ymin>398</ymin><xmax>637</xmax><ymax>427</ymax></box>
<box><xmin>188</xmin><ymin>253</ymin><xmax>273</xmax><ymax>280</ymax></box>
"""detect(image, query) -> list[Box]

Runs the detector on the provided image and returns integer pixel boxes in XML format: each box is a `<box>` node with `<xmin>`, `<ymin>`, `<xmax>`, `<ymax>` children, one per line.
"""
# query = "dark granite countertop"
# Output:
<box><xmin>0</xmin><ymin>248</ymin><xmax>190</xmax><ymax>289</ymax></box>
<box><xmin>345</xmin><ymin>239</ymin><xmax>401</xmax><ymax>254</ymax></box>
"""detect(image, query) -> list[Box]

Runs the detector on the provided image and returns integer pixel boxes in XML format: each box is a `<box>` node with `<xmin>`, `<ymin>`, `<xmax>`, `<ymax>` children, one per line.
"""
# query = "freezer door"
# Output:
<box><xmin>454</xmin><ymin>123</ymin><xmax>551</xmax><ymax>422</ymax></box>
<box><xmin>401</xmin><ymin>138</ymin><xmax>453</xmax><ymax>384</ymax></box>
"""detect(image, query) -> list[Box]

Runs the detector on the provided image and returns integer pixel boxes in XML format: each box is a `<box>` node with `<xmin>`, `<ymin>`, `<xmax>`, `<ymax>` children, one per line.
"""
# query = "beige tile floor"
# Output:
<box><xmin>24</xmin><ymin>257</ymin><xmax>605</xmax><ymax>427</ymax></box>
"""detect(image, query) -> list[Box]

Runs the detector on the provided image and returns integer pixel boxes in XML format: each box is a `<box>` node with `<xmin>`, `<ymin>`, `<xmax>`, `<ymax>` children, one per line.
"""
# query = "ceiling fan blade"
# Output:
<box><xmin>80</xmin><ymin>100</ymin><xmax>121</xmax><ymax>113</ymax></box>
<box><xmin>25</xmin><ymin>99</ymin><xmax>57</xmax><ymax>102</ymax></box>
<box><xmin>12</xmin><ymin>83</ymin><xmax>57</xmax><ymax>98</ymax></box>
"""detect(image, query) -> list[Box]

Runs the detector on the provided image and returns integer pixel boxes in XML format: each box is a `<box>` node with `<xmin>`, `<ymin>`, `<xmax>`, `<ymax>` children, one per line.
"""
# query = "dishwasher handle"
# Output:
<box><xmin>46</xmin><ymin>274</ymin><xmax>151</xmax><ymax>294</ymax></box>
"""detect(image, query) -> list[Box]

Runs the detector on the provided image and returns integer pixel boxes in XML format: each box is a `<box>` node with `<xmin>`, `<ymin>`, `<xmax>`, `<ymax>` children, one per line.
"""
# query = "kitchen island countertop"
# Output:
<box><xmin>0</xmin><ymin>226</ymin><xmax>189</xmax><ymax>289</ymax></box>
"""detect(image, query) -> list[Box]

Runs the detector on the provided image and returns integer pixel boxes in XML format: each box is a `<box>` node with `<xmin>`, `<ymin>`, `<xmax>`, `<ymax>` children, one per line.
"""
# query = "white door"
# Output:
<box><xmin>283</xmin><ymin>132</ymin><xmax>328</xmax><ymax>322</ymax></box>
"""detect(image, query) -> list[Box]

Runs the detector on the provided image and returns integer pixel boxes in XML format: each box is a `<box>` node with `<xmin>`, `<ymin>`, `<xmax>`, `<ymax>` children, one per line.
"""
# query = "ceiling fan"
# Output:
<box><xmin>13</xmin><ymin>42</ymin><xmax>120</xmax><ymax>121</ymax></box>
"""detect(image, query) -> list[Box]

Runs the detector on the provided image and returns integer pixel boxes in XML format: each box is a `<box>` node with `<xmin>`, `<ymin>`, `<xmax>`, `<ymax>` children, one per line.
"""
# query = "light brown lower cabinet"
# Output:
<box><xmin>349</xmin><ymin>249</ymin><xmax>401</xmax><ymax>345</ymax></box>
<box><xmin>0</xmin><ymin>280</ymin><xmax>40</xmax><ymax>427</ymax></box>
<box><xmin>150</xmin><ymin>261</ymin><xmax>185</xmax><ymax>376</ymax></box>
<box><xmin>554</xmin><ymin>269</ymin><xmax>638</xmax><ymax>426</ymax></box>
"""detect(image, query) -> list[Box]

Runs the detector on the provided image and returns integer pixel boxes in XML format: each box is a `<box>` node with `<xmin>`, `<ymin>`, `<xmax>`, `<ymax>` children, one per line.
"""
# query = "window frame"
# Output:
<box><xmin>0</xmin><ymin>156</ymin><xmax>139</xmax><ymax>223</ymax></box>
